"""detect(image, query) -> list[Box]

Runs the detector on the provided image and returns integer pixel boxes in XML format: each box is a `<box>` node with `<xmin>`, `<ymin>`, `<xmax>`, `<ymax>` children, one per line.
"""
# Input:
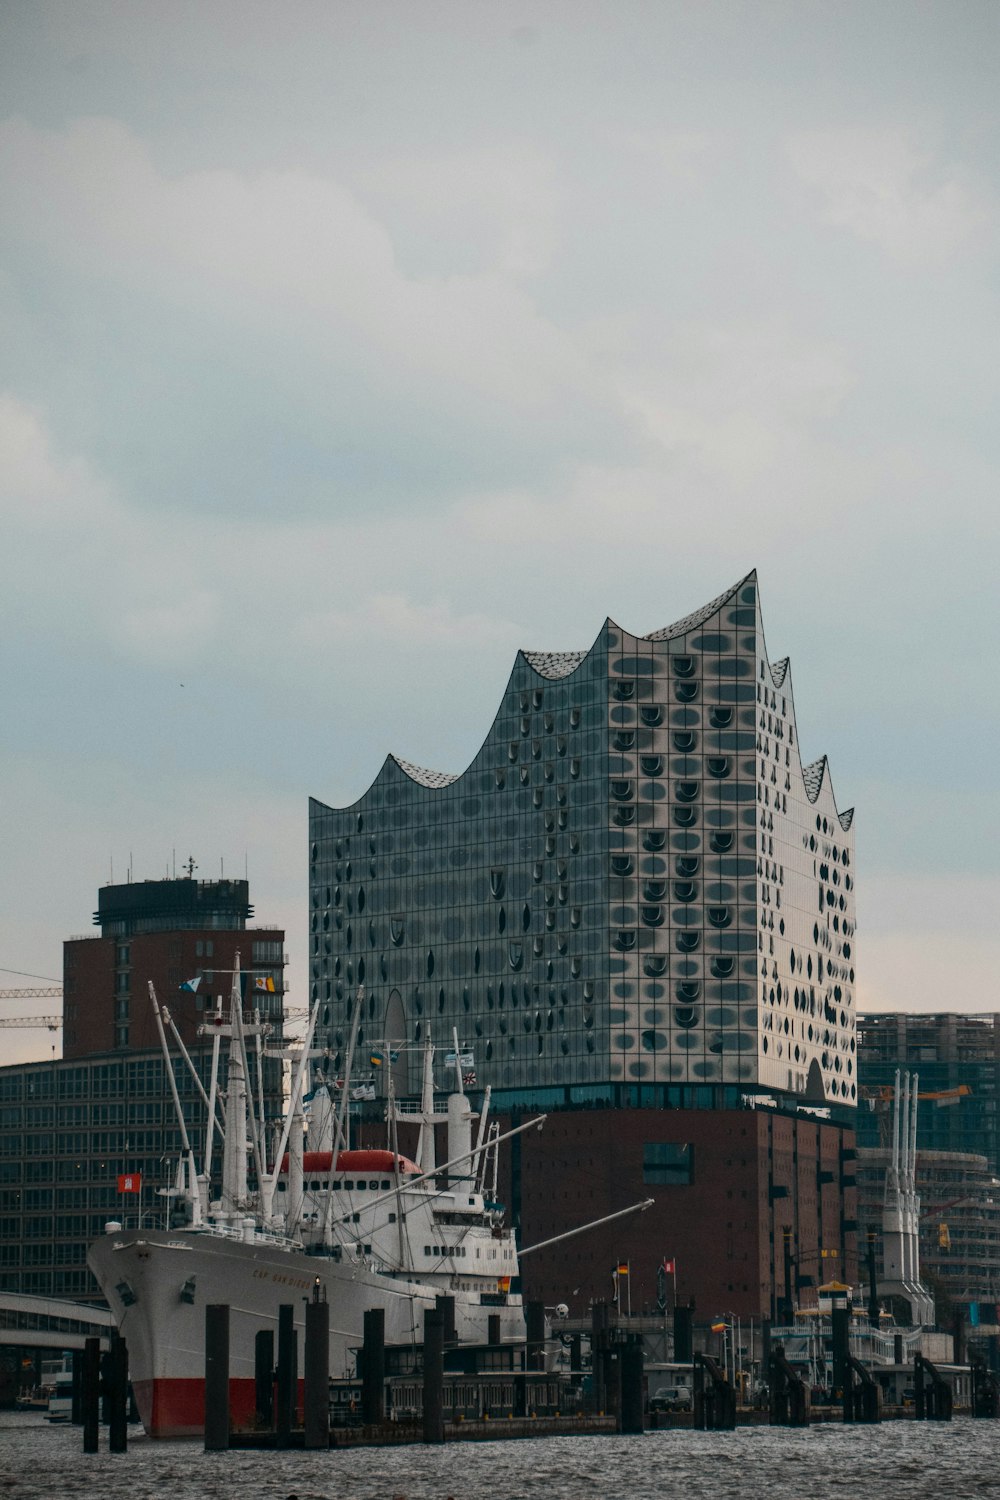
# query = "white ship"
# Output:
<box><xmin>88</xmin><ymin>968</ymin><xmax>538</xmax><ymax>1438</ymax></box>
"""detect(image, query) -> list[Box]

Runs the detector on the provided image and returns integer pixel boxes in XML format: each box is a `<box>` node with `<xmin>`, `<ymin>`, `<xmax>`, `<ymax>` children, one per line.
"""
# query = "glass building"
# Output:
<box><xmin>309</xmin><ymin>571</ymin><xmax>857</xmax><ymax>1114</ymax></box>
<box><xmin>0</xmin><ymin>1049</ymin><xmax>217</xmax><ymax>1299</ymax></box>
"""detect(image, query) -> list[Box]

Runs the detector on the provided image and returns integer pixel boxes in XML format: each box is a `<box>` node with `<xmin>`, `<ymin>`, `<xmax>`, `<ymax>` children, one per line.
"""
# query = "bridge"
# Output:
<box><xmin>0</xmin><ymin>1290</ymin><xmax>115</xmax><ymax>1351</ymax></box>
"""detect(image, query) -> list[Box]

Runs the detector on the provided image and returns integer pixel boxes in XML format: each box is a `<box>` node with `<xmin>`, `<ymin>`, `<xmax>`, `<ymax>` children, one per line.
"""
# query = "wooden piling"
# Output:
<box><xmin>362</xmin><ymin>1307</ymin><xmax>386</xmax><ymax>1424</ymax></box>
<box><xmin>204</xmin><ymin>1304</ymin><xmax>231</xmax><ymax>1452</ymax></box>
<box><xmin>107</xmin><ymin>1334</ymin><xmax>128</xmax><ymax>1453</ymax></box>
<box><xmin>81</xmin><ymin>1336</ymin><xmax>100</xmax><ymax>1453</ymax></box>
<box><xmin>422</xmin><ymin>1308</ymin><xmax>445</xmax><ymax>1444</ymax></box>
<box><xmin>276</xmin><ymin>1304</ymin><xmax>296</xmax><ymax>1446</ymax></box>
<box><xmin>304</xmin><ymin>1292</ymin><xmax>330</xmax><ymax>1450</ymax></box>
<box><xmin>254</xmin><ymin>1329</ymin><xmax>274</xmax><ymax>1429</ymax></box>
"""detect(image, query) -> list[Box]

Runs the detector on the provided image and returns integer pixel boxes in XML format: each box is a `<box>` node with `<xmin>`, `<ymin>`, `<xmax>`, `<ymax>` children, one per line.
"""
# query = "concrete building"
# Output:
<box><xmin>857</xmin><ymin>1147</ymin><xmax>1000</xmax><ymax>1334</ymax></box>
<box><xmin>312</xmin><ymin>572</ymin><xmax>859</xmax><ymax>1320</ymax></box>
<box><xmin>857</xmin><ymin>1013</ymin><xmax>1000</xmax><ymax>1172</ymax></box>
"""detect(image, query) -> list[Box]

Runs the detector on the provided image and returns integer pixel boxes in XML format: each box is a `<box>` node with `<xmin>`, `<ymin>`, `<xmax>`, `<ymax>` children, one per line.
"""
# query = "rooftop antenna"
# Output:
<box><xmin>184</xmin><ymin>856</ymin><xmax>197</xmax><ymax>879</ymax></box>
<box><xmin>172</xmin><ymin>849</ymin><xmax>176</xmax><ymax>879</ymax></box>
<box><xmin>110</xmin><ymin>854</ymin><xmax>114</xmax><ymax>885</ymax></box>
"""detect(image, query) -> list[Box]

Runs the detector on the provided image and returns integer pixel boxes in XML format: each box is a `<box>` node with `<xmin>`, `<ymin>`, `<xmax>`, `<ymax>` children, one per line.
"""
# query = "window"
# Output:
<box><xmin>643</xmin><ymin>1142</ymin><xmax>694</xmax><ymax>1186</ymax></box>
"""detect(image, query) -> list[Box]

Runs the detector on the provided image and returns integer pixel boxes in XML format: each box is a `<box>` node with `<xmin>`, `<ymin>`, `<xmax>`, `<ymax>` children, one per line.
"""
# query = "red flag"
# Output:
<box><xmin>663</xmin><ymin>1258</ymin><xmax>676</xmax><ymax>1274</ymax></box>
<box><xmin>117</xmin><ymin>1173</ymin><xmax>142</xmax><ymax>1194</ymax></box>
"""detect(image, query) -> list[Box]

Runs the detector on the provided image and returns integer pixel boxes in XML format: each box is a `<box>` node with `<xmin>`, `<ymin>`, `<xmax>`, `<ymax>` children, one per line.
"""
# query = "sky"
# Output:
<box><xmin>2</xmin><ymin>1</ymin><xmax>998</xmax><ymax>1065</ymax></box>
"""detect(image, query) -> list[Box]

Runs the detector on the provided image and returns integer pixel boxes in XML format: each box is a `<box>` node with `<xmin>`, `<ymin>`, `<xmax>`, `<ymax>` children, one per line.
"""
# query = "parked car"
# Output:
<box><xmin>649</xmin><ymin>1384</ymin><xmax>693</xmax><ymax>1412</ymax></box>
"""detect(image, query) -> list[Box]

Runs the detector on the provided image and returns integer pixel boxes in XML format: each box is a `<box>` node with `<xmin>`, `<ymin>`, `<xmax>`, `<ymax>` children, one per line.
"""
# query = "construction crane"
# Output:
<box><xmin>0</xmin><ymin>987</ymin><xmax>62</xmax><ymax>1000</ymax></box>
<box><xmin>0</xmin><ymin>1016</ymin><xmax>62</xmax><ymax>1029</ymax></box>
<box><xmin>862</xmin><ymin>1082</ymin><xmax>972</xmax><ymax>1149</ymax></box>
<box><xmin>862</xmin><ymin>1084</ymin><xmax>972</xmax><ymax>1103</ymax></box>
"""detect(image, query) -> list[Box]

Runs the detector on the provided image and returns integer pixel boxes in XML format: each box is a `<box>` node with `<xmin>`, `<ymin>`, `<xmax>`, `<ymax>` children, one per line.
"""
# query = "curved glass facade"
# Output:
<box><xmin>309</xmin><ymin>572</ymin><xmax>856</xmax><ymax>1106</ymax></box>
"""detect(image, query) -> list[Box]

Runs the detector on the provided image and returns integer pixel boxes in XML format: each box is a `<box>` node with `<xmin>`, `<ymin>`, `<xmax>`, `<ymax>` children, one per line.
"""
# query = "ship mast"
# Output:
<box><xmin>147</xmin><ymin>980</ymin><xmax>202</xmax><ymax>1226</ymax></box>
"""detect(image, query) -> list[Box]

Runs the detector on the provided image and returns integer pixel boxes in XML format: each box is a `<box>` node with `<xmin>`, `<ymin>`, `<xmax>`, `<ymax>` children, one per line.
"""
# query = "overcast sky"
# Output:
<box><xmin>2</xmin><ymin>1</ymin><xmax>998</xmax><ymax>1064</ymax></box>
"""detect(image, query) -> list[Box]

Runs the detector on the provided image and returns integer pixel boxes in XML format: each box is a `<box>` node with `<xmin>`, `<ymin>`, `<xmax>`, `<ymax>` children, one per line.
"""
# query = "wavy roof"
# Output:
<box><xmin>365</xmin><ymin>570</ymin><xmax>853</xmax><ymax>832</ymax></box>
<box><xmin>521</xmin><ymin>648</ymin><xmax>590</xmax><ymax>680</ymax></box>
<box><xmin>390</xmin><ymin>756</ymin><xmax>460</xmax><ymax>789</ymax></box>
<box><xmin>644</xmin><ymin>571</ymin><xmax>754</xmax><ymax>641</ymax></box>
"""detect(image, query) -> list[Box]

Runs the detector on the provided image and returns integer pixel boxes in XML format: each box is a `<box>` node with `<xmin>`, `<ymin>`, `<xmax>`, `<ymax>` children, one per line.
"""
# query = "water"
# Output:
<box><xmin>0</xmin><ymin>1411</ymin><xmax>992</xmax><ymax>1500</ymax></box>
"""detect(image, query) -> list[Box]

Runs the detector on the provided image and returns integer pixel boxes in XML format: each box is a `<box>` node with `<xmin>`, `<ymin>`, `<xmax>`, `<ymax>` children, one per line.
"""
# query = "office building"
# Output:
<box><xmin>0</xmin><ymin>875</ymin><xmax>285</xmax><ymax>1300</ymax></box>
<box><xmin>63</xmin><ymin>875</ymin><xmax>285</xmax><ymax>1057</ymax></box>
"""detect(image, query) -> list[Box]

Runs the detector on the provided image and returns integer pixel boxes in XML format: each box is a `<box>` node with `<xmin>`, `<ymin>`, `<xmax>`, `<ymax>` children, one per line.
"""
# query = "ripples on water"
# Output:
<box><xmin>0</xmin><ymin>1412</ymin><xmax>990</xmax><ymax>1500</ymax></box>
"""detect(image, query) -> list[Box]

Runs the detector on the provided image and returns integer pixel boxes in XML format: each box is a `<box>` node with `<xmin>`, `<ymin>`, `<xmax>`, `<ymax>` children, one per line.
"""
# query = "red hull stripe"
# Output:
<box><xmin>133</xmin><ymin>1376</ymin><xmax>305</xmax><ymax>1439</ymax></box>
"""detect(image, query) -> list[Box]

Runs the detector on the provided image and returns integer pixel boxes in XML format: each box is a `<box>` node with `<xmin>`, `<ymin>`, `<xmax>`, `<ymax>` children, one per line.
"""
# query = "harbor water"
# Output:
<box><xmin>0</xmin><ymin>1411</ymin><xmax>994</xmax><ymax>1500</ymax></box>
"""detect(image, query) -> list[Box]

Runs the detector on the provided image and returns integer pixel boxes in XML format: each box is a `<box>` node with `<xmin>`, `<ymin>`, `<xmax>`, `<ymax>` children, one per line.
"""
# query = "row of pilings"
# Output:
<box><xmin>73</xmin><ymin>1297</ymin><xmax>1000</xmax><ymax>1453</ymax></box>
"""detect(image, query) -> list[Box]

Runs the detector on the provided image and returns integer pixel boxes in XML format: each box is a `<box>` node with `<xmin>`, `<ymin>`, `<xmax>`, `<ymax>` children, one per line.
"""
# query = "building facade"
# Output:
<box><xmin>312</xmin><ymin>573</ymin><xmax>858</xmax><ymax>1320</ymax></box>
<box><xmin>856</xmin><ymin>1147</ymin><xmax>1000</xmax><ymax>1332</ymax></box>
<box><xmin>63</xmin><ymin>877</ymin><xmax>285</xmax><ymax>1057</ymax></box>
<box><xmin>857</xmin><ymin>1013</ymin><xmax>1000</xmax><ymax>1172</ymax></box>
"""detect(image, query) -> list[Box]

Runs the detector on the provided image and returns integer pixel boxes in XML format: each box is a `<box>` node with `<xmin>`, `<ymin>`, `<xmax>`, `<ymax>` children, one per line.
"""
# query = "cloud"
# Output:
<box><xmin>0</xmin><ymin>117</ymin><xmax>628</xmax><ymax>514</ymax></box>
<box><xmin>620</xmin><ymin>128</ymin><xmax>722</xmax><ymax>188</ymax></box>
<box><xmin>785</xmin><ymin>127</ymin><xmax>995</xmax><ymax>267</ymax></box>
<box><xmin>296</xmin><ymin>593</ymin><xmax>520</xmax><ymax>651</ymax></box>
<box><xmin>1</xmin><ymin>393</ymin><xmax>521</xmax><ymax>684</ymax></box>
<box><xmin>355</xmin><ymin>141</ymin><xmax>560</xmax><ymax>278</ymax></box>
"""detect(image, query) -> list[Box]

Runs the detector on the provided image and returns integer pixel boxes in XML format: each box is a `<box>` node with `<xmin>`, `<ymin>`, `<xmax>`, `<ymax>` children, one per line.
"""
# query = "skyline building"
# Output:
<box><xmin>63</xmin><ymin>874</ymin><xmax>285</xmax><ymax>1058</ymax></box>
<box><xmin>309</xmin><ymin>570</ymin><xmax>856</xmax><ymax>1111</ymax></box>
<box><xmin>310</xmin><ymin>572</ymin><xmax>859</xmax><ymax>1319</ymax></box>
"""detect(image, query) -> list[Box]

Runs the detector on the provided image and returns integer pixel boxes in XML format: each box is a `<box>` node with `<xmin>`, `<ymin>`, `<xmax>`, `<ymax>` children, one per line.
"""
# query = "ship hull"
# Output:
<box><xmin>88</xmin><ymin>1228</ymin><xmax>523</xmax><ymax>1438</ymax></box>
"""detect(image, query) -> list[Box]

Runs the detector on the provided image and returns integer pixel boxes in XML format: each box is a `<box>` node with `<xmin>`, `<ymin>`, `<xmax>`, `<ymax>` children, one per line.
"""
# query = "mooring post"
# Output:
<box><xmin>304</xmin><ymin>1283</ymin><xmax>330</xmax><ymax>1450</ymax></box>
<box><xmin>526</xmin><ymin>1300</ymin><xmax>546</xmax><ymax>1375</ymax></box>
<box><xmin>831</xmin><ymin>1307</ymin><xmax>850</xmax><ymax>1403</ymax></box>
<box><xmin>204</xmin><ymin>1304</ymin><xmax>231</xmax><ymax>1452</ymax></box>
<box><xmin>620</xmin><ymin>1333</ymin><xmax>645</xmax><ymax>1434</ymax></box>
<box><xmin>591</xmin><ymin>1301</ymin><xmax>608</xmax><ymax>1414</ymax></box>
<box><xmin>436</xmin><ymin>1293</ymin><xmax>457</xmax><ymax>1347</ymax></box>
<box><xmin>108</xmin><ymin>1333</ymin><xmax>128</xmax><ymax>1453</ymax></box>
<box><xmin>276</xmin><ymin>1303</ymin><xmax>296</xmax><ymax>1447</ymax></box>
<box><xmin>423</xmin><ymin>1308</ymin><xmax>445</xmax><ymax>1444</ymax></box>
<box><xmin>914</xmin><ymin>1353</ymin><xmax>926</xmax><ymax>1421</ymax></box>
<box><xmin>362</xmin><ymin>1307</ymin><xmax>386</xmax><ymax>1424</ymax></box>
<box><xmin>71</xmin><ymin>1348</ymin><xmax>83</xmax><ymax>1426</ymax></box>
<box><xmin>82</xmin><ymin>1336</ymin><xmax>100</xmax><ymax>1453</ymax></box>
<box><xmin>866</xmin><ymin>1230</ymin><xmax>880</xmax><ymax>1328</ymax></box>
<box><xmin>255</xmin><ymin>1329</ymin><xmax>274</xmax><ymax>1428</ymax></box>
<box><xmin>673</xmin><ymin>1301</ymin><xmax>693</xmax><ymax>1363</ymax></box>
